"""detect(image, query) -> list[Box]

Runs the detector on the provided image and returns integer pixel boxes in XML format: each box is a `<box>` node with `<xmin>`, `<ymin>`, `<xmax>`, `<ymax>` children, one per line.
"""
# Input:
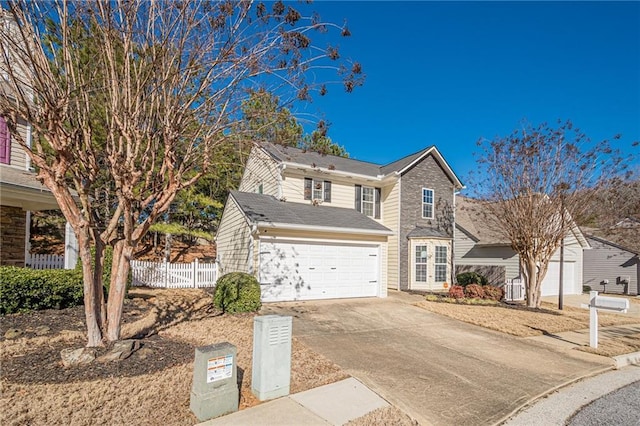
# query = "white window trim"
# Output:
<box><xmin>414</xmin><ymin>245</ymin><xmax>428</xmax><ymax>283</ymax></box>
<box><xmin>312</xmin><ymin>179</ymin><xmax>326</xmax><ymax>201</ymax></box>
<box><xmin>434</xmin><ymin>246</ymin><xmax>447</xmax><ymax>282</ymax></box>
<box><xmin>422</xmin><ymin>187</ymin><xmax>434</xmax><ymax>219</ymax></box>
<box><xmin>361</xmin><ymin>185</ymin><xmax>375</xmax><ymax>217</ymax></box>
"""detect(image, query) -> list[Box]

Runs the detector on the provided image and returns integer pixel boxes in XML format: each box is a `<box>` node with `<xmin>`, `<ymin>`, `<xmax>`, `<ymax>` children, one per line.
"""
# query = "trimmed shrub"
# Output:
<box><xmin>0</xmin><ymin>266</ymin><xmax>84</xmax><ymax>314</ymax></box>
<box><xmin>448</xmin><ymin>285</ymin><xmax>465</xmax><ymax>299</ymax></box>
<box><xmin>214</xmin><ymin>272</ymin><xmax>262</xmax><ymax>314</ymax></box>
<box><xmin>482</xmin><ymin>285</ymin><xmax>504</xmax><ymax>301</ymax></box>
<box><xmin>583</xmin><ymin>285</ymin><xmax>592</xmax><ymax>293</ymax></box>
<box><xmin>456</xmin><ymin>272</ymin><xmax>488</xmax><ymax>287</ymax></box>
<box><xmin>464</xmin><ymin>284</ymin><xmax>485</xmax><ymax>299</ymax></box>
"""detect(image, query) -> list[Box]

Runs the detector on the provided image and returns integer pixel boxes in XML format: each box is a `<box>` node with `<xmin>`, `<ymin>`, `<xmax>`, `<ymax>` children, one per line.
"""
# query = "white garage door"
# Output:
<box><xmin>259</xmin><ymin>240</ymin><xmax>380</xmax><ymax>302</ymax></box>
<box><xmin>541</xmin><ymin>261</ymin><xmax>576</xmax><ymax>297</ymax></box>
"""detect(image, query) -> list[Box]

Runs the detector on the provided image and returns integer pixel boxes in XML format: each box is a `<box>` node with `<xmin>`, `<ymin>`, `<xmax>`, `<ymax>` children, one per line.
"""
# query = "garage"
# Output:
<box><xmin>259</xmin><ymin>240</ymin><xmax>380</xmax><ymax>302</ymax></box>
<box><xmin>541</xmin><ymin>261</ymin><xmax>576</xmax><ymax>297</ymax></box>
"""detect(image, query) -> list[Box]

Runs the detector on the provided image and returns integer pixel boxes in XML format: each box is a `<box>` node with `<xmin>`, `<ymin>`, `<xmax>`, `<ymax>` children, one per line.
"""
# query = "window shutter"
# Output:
<box><xmin>324</xmin><ymin>181</ymin><xmax>331</xmax><ymax>202</ymax></box>
<box><xmin>374</xmin><ymin>187</ymin><xmax>381</xmax><ymax>219</ymax></box>
<box><xmin>304</xmin><ymin>177</ymin><xmax>312</xmax><ymax>200</ymax></box>
<box><xmin>0</xmin><ymin>117</ymin><xmax>10</xmax><ymax>165</ymax></box>
<box><xmin>355</xmin><ymin>185</ymin><xmax>362</xmax><ymax>212</ymax></box>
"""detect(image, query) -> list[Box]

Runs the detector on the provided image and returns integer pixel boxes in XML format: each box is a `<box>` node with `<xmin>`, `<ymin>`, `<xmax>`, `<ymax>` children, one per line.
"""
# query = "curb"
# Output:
<box><xmin>493</xmin><ymin>365</ymin><xmax>613</xmax><ymax>426</ymax></box>
<box><xmin>613</xmin><ymin>350</ymin><xmax>640</xmax><ymax>369</ymax></box>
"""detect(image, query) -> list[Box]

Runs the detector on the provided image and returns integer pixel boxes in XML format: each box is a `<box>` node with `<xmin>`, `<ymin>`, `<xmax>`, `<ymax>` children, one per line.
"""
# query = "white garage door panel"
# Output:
<box><xmin>541</xmin><ymin>261</ymin><xmax>575</xmax><ymax>297</ymax></box>
<box><xmin>259</xmin><ymin>241</ymin><xmax>379</xmax><ymax>302</ymax></box>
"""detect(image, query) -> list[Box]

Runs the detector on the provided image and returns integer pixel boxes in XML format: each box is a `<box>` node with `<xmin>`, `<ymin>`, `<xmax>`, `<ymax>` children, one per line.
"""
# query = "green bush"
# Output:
<box><xmin>464</xmin><ymin>284</ymin><xmax>485</xmax><ymax>299</ymax></box>
<box><xmin>482</xmin><ymin>285</ymin><xmax>504</xmax><ymax>301</ymax></box>
<box><xmin>213</xmin><ymin>272</ymin><xmax>262</xmax><ymax>313</ymax></box>
<box><xmin>456</xmin><ymin>272</ymin><xmax>488</xmax><ymax>287</ymax></box>
<box><xmin>448</xmin><ymin>285</ymin><xmax>465</xmax><ymax>299</ymax></box>
<box><xmin>0</xmin><ymin>266</ymin><xmax>84</xmax><ymax>314</ymax></box>
<box><xmin>583</xmin><ymin>285</ymin><xmax>592</xmax><ymax>293</ymax></box>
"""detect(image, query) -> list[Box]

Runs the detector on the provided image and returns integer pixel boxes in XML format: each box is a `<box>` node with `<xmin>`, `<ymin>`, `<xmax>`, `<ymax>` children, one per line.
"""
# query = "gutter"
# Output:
<box><xmin>256</xmin><ymin>221</ymin><xmax>394</xmax><ymax>236</ymax></box>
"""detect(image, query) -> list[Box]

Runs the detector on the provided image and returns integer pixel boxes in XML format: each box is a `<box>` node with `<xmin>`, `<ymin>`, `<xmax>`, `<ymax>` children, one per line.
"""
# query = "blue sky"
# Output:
<box><xmin>292</xmin><ymin>1</ymin><xmax>640</xmax><ymax>187</ymax></box>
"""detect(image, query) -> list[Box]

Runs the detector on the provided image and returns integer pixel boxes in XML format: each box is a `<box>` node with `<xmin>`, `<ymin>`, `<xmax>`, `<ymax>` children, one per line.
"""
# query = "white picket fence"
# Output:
<box><xmin>26</xmin><ymin>253</ymin><xmax>65</xmax><ymax>270</ymax></box>
<box><xmin>504</xmin><ymin>278</ymin><xmax>525</xmax><ymax>301</ymax></box>
<box><xmin>130</xmin><ymin>259</ymin><xmax>218</xmax><ymax>288</ymax></box>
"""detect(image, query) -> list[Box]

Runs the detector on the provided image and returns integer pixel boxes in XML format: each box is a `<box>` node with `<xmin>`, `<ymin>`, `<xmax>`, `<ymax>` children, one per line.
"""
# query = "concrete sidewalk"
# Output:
<box><xmin>199</xmin><ymin>377</ymin><xmax>389</xmax><ymax>426</ymax></box>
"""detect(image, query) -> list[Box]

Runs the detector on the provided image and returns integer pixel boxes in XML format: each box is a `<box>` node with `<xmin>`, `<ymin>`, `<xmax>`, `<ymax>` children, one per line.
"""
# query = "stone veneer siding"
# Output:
<box><xmin>399</xmin><ymin>154</ymin><xmax>455</xmax><ymax>290</ymax></box>
<box><xmin>0</xmin><ymin>205</ymin><xmax>26</xmax><ymax>266</ymax></box>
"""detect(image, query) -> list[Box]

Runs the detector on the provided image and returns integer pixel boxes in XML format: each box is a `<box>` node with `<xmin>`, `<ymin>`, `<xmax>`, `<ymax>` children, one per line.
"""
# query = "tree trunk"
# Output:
<box><xmin>522</xmin><ymin>257</ymin><xmax>542</xmax><ymax>308</ymax></box>
<box><xmin>77</xmin><ymin>234</ymin><xmax>103</xmax><ymax>347</ymax></box>
<box><xmin>92</xmin><ymin>239</ymin><xmax>107</xmax><ymax>330</ymax></box>
<box><xmin>105</xmin><ymin>241</ymin><xmax>134</xmax><ymax>341</ymax></box>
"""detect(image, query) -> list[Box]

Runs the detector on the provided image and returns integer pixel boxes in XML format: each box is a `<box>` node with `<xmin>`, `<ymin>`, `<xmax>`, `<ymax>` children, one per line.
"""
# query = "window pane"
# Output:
<box><xmin>423</xmin><ymin>204</ymin><xmax>432</xmax><ymax>218</ymax></box>
<box><xmin>435</xmin><ymin>265</ymin><xmax>447</xmax><ymax>282</ymax></box>
<box><xmin>422</xmin><ymin>188</ymin><xmax>434</xmax><ymax>218</ymax></box>
<box><xmin>435</xmin><ymin>246</ymin><xmax>447</xmax><ymax>263</ymax></box>
<box><xmin>416</xmin><ymin>265</ymin><xmax>427</xmax><ymax>282</ymax></box>
<box><xmin>423</xmin><ymin>189</ymin><xmax>433</xmax><ymax>203</ymax></box>
<box><xmin>313</xmin><ymin>179</ymin><xmax>323</xmax><ymax>200</ymax></box>
<box><xmin>361</xmin><ymin>186</ymin><xmax>374</xmax><ymax>216</ymax></box>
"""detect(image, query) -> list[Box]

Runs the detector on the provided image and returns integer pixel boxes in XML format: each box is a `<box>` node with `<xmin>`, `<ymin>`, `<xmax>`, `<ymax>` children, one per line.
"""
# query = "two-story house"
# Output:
<box><xmin>215</xmin><ymin>142</ymin><xmax>463</xmax><ymax>302</ymax></box>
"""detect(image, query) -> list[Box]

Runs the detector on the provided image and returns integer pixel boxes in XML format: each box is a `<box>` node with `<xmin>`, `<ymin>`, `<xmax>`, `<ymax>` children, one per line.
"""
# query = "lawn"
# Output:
<box><xmin>0</xmin><ymin>288</ymin><xmax>355</xmax><ymax>426</ymax></box>
<box><xmin>415</xmin><ymin>296</ymin><xmax>640</xmax><ymax>357</ymax></box>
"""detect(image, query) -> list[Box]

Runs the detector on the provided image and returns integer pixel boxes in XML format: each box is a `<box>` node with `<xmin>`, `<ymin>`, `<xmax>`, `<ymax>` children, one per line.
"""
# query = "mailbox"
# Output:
<box><xmin>592</xmin><ymin>295</ymin><xmax>629</xmax><ymax>313</ymax></box>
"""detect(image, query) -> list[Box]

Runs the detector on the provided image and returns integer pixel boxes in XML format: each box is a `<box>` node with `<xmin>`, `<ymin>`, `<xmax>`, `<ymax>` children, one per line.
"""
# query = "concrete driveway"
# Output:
<box><xmin>262</xmin><ymin>291</ymin><xmax>613</xmax><ymax>426</ymax></box>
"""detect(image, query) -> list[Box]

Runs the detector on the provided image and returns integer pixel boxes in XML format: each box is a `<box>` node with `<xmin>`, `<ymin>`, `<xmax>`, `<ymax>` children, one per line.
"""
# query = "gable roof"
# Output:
<box><xmin>586</xmin><ymin>234</ymin><xmax>639</xmax><ymax>256</ymax></box>
<box><xmin>230</xmin><ymin>191</ymin><xmax>393</xmax><ymax>236</ymax></box>
<box><xmin>455</xmin><ymin>195</ymin><xmax>590</xmax><ymax>248</ymax></box>
<box><xmin>259</xmin><ymin>142</ymin><xmax>464</xmax><ymax>188</ymax></box>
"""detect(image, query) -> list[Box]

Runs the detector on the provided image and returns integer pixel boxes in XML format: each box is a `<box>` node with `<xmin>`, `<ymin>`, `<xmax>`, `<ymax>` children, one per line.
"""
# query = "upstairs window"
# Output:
<box><xmin>355</xmin><ymin>185</ymin><xmax>381</xmax><ymax>218</ymax></box>
<box><xmin>0</xmin><ymin>116</ymin><xmax>10</xmax><ymax>165</ymax></box>
<box><xmin>304</xmin><ymin>178</ymin><xmax>331</xmax><ymax>202</ymax></box>
<box><xmin>422</xmin><ymin>188</ymin><xmax>434</xmax><ymax>219</ymax></box>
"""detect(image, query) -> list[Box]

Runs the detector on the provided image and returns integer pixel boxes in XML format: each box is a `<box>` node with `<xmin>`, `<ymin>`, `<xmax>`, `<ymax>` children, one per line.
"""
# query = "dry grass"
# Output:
<box><xmin>0</xmin><ymin>288</ymin><xmax>347</xmax><ymax>426</ymax></box>
<box><xmin>414</xmin><ymin>300</ymin><xmax>639</xmax><ymax>337</ymax></box>
<box><xmin>580</xmin><ymin>332</ymin><xmax>640</xmax><ymax>357</ymax></box>
<box><xmin>347</xmin><ymin>406</ymin><xmax>419</xmax><ymax>426</ymax></box>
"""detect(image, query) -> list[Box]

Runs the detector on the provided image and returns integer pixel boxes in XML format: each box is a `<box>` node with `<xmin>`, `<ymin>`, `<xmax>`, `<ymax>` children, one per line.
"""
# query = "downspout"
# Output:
<box><xmin>397</xmin><ymin>174</ymin><xmax>402</xmax><ymax>291</ymax></box>
<box><xmin>278</xmin><ymin>164</ymin><xmax>286</xmax><ymax>199</ymax></box>
<box><xmin>452</xmin><ymin>189</ymin><xmax>460</xmax><ymax>285</ymax></box>
<box><xmin>248</xmin><ymin>224</ymin><xmax>259</xmax><ymax>276</ymax></box>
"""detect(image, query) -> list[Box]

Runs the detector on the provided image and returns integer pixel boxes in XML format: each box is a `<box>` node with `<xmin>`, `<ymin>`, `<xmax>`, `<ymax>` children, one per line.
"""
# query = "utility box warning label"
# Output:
<box><xmin>207</xmin><ymin>355</ymin><xmax>233</xmax><ymax>383</ymax></box>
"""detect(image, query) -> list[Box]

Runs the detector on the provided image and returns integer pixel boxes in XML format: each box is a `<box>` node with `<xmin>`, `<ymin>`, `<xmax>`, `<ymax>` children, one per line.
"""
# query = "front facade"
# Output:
<box><xmin>216</xmin><ymin>143</ymin><xmax>463</xmax><ymax>302</ymax></box>
<box><xmin>454</xmin><ymin>196</ymin><xmax>590</xmax><ymax>296</ymax></box>
<box><xmin>583</xmin><ymin>236</ymin><xmax>639</xmax><ymax>296</ymax></box>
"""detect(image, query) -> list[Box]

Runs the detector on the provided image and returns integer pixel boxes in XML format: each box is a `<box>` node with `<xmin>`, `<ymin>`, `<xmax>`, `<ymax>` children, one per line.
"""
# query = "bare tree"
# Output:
<box><xmin>0</xmin><ymin>0</ymin><xmax>363</xmax><ymax>346</ymax></box>
<box><xmin>473</xmin><ymin>120</ymin><xmax>632</xmax><ymax>308</ymax></box>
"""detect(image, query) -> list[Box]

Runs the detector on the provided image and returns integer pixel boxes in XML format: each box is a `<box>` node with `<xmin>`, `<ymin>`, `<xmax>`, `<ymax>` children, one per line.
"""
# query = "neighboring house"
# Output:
<box><xmin>454</xmin><ymin>196</ymin><xmax>590</xmax><ymax>296</ymax></box>
<box><xmin>583</xmin><ymin>235</ymin><xmax>639</xmax><ymax>296</ymax></box>
<box><xmin>0</xmin><ymin>10</ymin><xmax>77</xmax><ymax>268</ymax></box>
<box><xmin>215</xmin><ymin>142</ymin><xmax>463</xmax><ymax>302</ymax></box>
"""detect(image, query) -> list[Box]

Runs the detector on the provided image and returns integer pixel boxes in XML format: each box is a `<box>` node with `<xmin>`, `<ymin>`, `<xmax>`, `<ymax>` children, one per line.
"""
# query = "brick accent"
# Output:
<box><xmin>399</xmin><ymin>154</ymin><xmax>455</xmax><ymax>289</ymax></box>
<box><xmin>0</xmin><ymin>205</ymin><xmax>26</xmax><ymax>266</ymax></box>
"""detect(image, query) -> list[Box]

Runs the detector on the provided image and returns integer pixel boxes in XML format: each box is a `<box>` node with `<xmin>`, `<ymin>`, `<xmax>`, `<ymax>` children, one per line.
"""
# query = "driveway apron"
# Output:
<box><xmin>262</xmin><ymin>292</ymin><xmax>612</xmax><ymax>426</ymax></box>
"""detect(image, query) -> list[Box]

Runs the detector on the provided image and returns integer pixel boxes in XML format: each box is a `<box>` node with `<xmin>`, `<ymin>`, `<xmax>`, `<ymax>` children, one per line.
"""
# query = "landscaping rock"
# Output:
<box><xmin>35</xmin><ymin>326</ymin><xmax>51</xmax><ymax>336</ymax></box>
<box><xmin>136</xmin><ymin>347</ymin><xmax>154</xmax><ymax>359</ymax></box>
<box><xmin>97</xmin><ymin>339</ymin><xmax>141</xmax><ymax>362</ymax></box>
<box><xmin>61</xmin><ymin>347</ymin><xmax>97</xmax><ymax>367</ymax></box>
<box><xmin>4</xmin><ymin>328</ymin><xmax>23</xmax><ymax>339</ymax></box>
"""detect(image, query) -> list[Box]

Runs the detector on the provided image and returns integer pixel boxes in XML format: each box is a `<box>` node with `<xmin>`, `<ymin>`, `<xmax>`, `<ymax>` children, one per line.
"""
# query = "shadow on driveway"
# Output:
<box><xmin>262</xmin><ymin>291</ymin><xmax>612</xmax><ymax>426</ymax></box>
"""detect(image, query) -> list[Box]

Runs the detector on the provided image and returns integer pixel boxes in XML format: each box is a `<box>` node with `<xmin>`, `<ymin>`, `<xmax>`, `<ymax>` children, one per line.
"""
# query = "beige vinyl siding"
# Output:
<box><xmin>281</xmin><ymin>171</ymin><xmax>358</xmax><ymax>209</ymax></box>
<box><xmin>381</xmin><ymin>181</ymin><xmax>399</xmax><ymax>289</ymax></box>
<box><xmin>238</xmin><ymin>147</ymin><xmax>280</xmax><ymax>196</ymax></box>
<box><xmin>215</xmin><ymin>198</ymin><xmax>252</xmax><ymax>275</ymax></box>
<box><xmin>454</xmin><ymin>230</ymin><xmax>521</xmax><ymax>280</ymax></box>
<box><xmin>7</xmin><ymin>121</ymin><xmax>29</xmax><ymax>170</ymax></box>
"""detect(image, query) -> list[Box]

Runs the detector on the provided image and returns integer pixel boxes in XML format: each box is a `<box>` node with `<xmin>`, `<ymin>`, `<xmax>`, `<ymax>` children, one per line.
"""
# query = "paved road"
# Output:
<box><xmin>506</xmin><ymin>365</ymin><xmax>640</xmax><ymax>425</ymax></box>
<box><xmin>263</xmin><ymin>292</ymin><xmax>612</xmax><ymax>426</ymax></box>
<box><xmin>568</xmin><ymin>380</ymin><xmax>640</xmax><ymax>426</ymax></box>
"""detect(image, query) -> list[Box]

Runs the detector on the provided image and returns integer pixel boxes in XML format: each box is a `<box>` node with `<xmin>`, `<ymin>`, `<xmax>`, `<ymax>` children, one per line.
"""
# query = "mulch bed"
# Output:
<box><xmin>1</xmin><ymin>297</ymin><xmax>195</xmax><ymax>385</ymax></box>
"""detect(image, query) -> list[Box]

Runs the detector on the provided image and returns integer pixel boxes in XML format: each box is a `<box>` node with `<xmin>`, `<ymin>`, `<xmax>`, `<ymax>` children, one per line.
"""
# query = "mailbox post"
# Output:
<box><xmin>588</xmin><ymin>291</ymin><xmax>630</xmax><ymax>348</ymax></box>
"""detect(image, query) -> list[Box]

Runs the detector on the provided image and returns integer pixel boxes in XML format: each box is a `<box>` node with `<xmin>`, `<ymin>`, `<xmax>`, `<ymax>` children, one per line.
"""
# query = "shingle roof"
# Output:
<box><xmin>261</xmin><ymin>143</ymin><xmax>382</xmax><ymax>177</ymax></box>
<box><xmin>230</xmin><ymin>191</ymin><xmax>392</xmax><ymax>234</ymax></box>
<box><xmin>0</xmin><ymin>164</ymin><xmax>51</xmax><ymax>192</ymax></box>
<box><xmin>406</xmin><ymin>226</ymin><xmax>450</xmax><ymax>239</ymax></box>
<box><xmin>455</xmin><ymin>196</ymin><xmax>511</xmax><ymax>245</ymax></box>
<box><xmin>379</xmin><ymin>147</ymin><xmax>433</xmax><ymax>175</ymax></box>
